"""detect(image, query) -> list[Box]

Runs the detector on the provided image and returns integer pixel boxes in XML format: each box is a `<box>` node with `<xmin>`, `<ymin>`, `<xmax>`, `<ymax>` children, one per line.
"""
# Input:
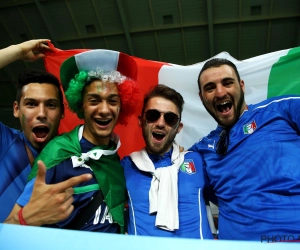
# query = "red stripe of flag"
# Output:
<box><xmin>43</xmin><ymin>44</ymin><xmax>167</xmax><ymax>158</ymax></box>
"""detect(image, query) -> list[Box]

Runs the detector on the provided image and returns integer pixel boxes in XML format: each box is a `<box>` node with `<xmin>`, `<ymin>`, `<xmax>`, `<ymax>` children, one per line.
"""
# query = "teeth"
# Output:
<box><xmin>219</xmin><ymin>101</ymin><xmax>230</xmax><ymax>106</ymax></box>
<box><xmin>95</xmin><ymin>119</ymin><xmax>110</xmax><ymax>122</ymax></box>
<box><xmin>154</xmin><ymin>132</ymin><xmax>165</xmax><ymax>135</ymax></box>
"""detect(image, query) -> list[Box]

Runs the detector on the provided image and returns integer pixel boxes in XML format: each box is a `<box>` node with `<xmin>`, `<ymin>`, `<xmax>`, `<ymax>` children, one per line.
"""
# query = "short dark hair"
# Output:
<box><xmin>16</xmin><ymin>69</ymin><xmax>64</xmax><ymax>110</ymax></box>
<box><xmin>197</xmin><ymin>58</ymin><xmax>241</xmax><ymax>92</ymax></box>
<box><xmin>142</xmin><ymin>84</ymin><xmax>184</xmax><ymax>116</ymax></box>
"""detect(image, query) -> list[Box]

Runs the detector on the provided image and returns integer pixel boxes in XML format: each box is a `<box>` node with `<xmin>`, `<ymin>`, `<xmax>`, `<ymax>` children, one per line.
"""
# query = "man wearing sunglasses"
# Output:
<box><xmin>121</xmin><ymin>84</ymin><xmax>214</xmax><ymax>238</ymax></box>
<box><xmin>190</xmin><ymin>58</ymin><xmax>300</xmax><ymax>241</ymax></box>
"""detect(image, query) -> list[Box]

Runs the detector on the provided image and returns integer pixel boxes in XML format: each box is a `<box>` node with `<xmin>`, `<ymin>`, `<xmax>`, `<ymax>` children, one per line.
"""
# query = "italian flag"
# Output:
<box><xmin>44</xmin><ymin>45</ymin><xmax>300</xmax><ymax>158</ymax></box>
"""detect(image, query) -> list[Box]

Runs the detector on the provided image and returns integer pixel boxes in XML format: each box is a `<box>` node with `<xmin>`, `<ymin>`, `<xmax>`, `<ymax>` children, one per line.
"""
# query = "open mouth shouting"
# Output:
<box><xmin>152</xmin><ymin>131</ymin><xmax>166</xmax><ymax>143</ymax></box>
<box><xmin>32</xmin><ymin>125</ymin><xmax>50</xmax><ymax>142</ymax></box>
<box><xmin>216</xmin><ymin>100</ymin><xmax>232</xmax><ymax>114</ymax></box>
<box><xmin>94</xmin><ymin>118</ymin><xmax>112</xmax><ymax>127</ymax></box>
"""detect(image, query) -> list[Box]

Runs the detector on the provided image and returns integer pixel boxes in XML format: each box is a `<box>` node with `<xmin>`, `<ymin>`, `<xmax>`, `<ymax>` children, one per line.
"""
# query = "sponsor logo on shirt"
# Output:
<box><xmin>180</xmin><ymin>159</ymin><xmax>196</xmax><ymax>174</ymax></box>
<box><xmin>208</xmin><ymin>140</ymin><xmax>215</xmax><ymax>149</ymax></box>
<box><xmin>243</xmin><ymin>120</ymin><xmax>257</xmax><ymax>134</ymax></box>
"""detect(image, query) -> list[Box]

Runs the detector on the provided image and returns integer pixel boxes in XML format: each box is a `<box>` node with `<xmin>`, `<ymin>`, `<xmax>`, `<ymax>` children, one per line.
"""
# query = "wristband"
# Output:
<box><xmin>18</xmin><ymin>208</ymin><xmax>28</xmax><ymax>226</ymax></box>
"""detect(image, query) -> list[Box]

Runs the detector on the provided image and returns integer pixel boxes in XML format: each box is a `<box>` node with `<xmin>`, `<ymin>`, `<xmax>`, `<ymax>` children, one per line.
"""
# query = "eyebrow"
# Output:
<box><xmin>23</xmin><ymin>97</ymin><xmax>59</xmax><ymax>102</ymax></box>
<box><xmin>85</xmin><ymin>93</ymin><xmax>120</xmax><ymax>98</ymax></box>
<box><xmin>203</xmin><ymin>77</ymin><xmax>235</xmax><ymax>87</ymax></box>
<box><xmin>202</xmin><ymin>81</ymin><xmax>214</xmax><ymax>89</ymax></box>
<box><xmin>221</xmin><ymin>77</ymin><xmax>235</xmax><ymax>82</ymax></box>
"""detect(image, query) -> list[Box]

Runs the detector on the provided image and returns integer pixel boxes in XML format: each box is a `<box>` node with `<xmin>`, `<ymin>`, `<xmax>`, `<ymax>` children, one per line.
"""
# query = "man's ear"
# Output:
<box><xmin>176</xmin><ymin>122</ymin><xmax>183</xmax><ymax>134</ymax></box>
<box><xmin>240</xmin><ymin>80</ymin><xmax>245</xmax><ymax>93</ymax></box>
<box><xmin>79</xmin><ymin>103</ymin><xmax>84</xmax><ymax>116</ymax></box>
<box><xmin>13</xmin><ymin>101</ymin><xmax>20</xmax><ymax>118</ymax></box>
<box><xmin>138</xmin><ymin>115</ymin><xmax>142</xmax><ymax>127</ymax></box>
<box><xmin>198</xmin><ymin>91</ymin><xmax>204</xmax><ymax>103</ymax></box>
<box><xmin>61</xmin><ymin>103</ymin><xmax>65</xmax><ymax>119</ymax></box>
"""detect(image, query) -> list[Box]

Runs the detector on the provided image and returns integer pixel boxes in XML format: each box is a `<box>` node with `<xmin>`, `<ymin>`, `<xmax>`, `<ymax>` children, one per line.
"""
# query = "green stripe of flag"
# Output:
<box><xmin>74</xmin><ymin>184</ymin><xmax>100</xmax><ymax>194</ymax></box>
<box><xmin>268</xmin><ymin>47</ymin><xmax>300</xmax><ymax>98</ymax></box>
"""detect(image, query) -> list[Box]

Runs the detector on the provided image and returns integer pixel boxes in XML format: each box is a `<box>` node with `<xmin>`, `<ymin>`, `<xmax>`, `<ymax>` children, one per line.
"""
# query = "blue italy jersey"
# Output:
<box><xmin>0</xmin><ymin>122</ymin><xmax>38</xmax><ymax>222</ymax></box>
<box><xmin>121</xmin><ymin>148</ymin><xmax>213</xmax><ymax>239</ymax></box>
<box><xmin>17</xmin><ymin>137</ymin><xmax>119</xmax><ymax>233</ymax></box>
<box><xmin>190</xmin><ymin>95</ymin><xmax>300</xmax><ymax>241</ymax></box>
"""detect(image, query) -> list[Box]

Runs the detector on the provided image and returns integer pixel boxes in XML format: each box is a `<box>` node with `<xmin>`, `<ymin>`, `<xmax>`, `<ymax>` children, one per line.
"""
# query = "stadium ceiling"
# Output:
<box><xmin>0</xmin><ymin>0</ymin><xmax>299</xmax><ymax>128</ymax></box>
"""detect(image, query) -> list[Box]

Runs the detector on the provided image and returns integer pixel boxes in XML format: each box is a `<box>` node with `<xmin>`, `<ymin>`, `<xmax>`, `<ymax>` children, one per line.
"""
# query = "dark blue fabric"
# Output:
<box><xmin>18</xmin><ymin>136</ymin><xmax>119</xmax><ymax>233</ymax></box>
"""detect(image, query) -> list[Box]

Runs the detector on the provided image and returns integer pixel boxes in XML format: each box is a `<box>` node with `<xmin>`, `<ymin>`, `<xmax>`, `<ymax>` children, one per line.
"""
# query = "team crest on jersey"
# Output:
<box><xmin>243</xmin><ymin>120</ymin><xmax>257</xmax><ymax>134</ymax></box>
<box><xmin>180</xmin><ymin>159</ymin><xmax>196</xmax><ymax>175</ymax></box>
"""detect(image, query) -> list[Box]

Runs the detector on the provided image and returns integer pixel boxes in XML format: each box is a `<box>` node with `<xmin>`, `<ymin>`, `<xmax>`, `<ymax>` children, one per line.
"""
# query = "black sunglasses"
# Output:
<box><xmin>144</xmin><ymin>109</ymin><xmax>180</xmax><ymax>126</ymax></box>
<box><xmin>216</xmin><ymin>130</ymin><xmax>229</xmax><ymax>155</ymax></box>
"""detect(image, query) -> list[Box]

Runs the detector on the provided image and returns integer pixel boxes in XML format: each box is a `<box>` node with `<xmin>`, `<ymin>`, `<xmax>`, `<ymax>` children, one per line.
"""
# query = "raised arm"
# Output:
<box><xmin>0</xmin><ymin>39</ymin><xmax>51</xmax><ymax>69</ymax></box>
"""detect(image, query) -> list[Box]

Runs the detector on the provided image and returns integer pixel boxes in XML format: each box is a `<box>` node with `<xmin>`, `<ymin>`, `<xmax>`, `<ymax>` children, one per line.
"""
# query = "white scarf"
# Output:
<box><xmin>129</xmin><ymin>142</ymin><xmax>186</xmax><ymax>231</ymax></box>
<box><xmin>71</xmin><ymin>125</ymin><xmax>121</xmax><ymax>170</ymax></box>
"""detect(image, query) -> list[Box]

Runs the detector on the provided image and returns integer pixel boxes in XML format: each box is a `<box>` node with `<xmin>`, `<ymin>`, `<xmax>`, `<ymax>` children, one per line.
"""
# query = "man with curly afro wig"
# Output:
<box><xmin>15</xmin><ymin>49</ymin><xmax>140</xmax><ymax>234</ymax></box>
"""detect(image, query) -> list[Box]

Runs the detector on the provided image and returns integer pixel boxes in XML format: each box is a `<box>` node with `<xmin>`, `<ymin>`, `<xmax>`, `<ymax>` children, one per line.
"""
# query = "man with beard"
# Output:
<box><xmin>7</xmin><ymin>49</ymin><xmax>139</xmax><ymax>233</ymax></box>
<box><xmin>190</xmin><ymin>58</ymin><xmax>300</xmax><ymax>241</ymax></box>
<box><xmin>121</xmin><ymin>84</ymin><xmax>214</xmax><ymax>239</ymax></box>
<box><xmin>1</xmin><ymin>40</ymin><xmax>91</xmax><ymax>224</ymax></box>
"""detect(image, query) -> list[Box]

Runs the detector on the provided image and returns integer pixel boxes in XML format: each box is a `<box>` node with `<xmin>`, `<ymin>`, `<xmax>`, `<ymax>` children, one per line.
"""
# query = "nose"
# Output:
<box><xmin>155</xmin><ymin>113</ymin><xmax>165</xmax><ymax>127</ymax></box>
<box><xmin>215</xmin><ymin>84</ymin><xmax>227</xmax><ymax>98</ymax></box>
<box><xmin>37</xmin><ymin>104</ymin><xmax>47</xmax><ymax>120</ymax></box>
<box><xmin>98</xmin><ymin>101</ymin><xmax>109</xmax><ymax>115</ymax></box>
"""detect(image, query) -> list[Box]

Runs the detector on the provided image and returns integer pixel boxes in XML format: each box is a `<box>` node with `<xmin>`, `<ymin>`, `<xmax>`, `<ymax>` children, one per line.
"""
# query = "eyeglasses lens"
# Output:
<box><xmin>145</xmin><ymin>110</ymin><xmax>160</xmax><ymax>122</ymax></box>
<box><xmin>164</xmin><ymin>112</ymin><xmax>179</xmax><ymax>126</ymax></box>
<box><xmin>145</xmin><ymin>109</ymin><xmax>179</xmax><ymax>126</ymax></box>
